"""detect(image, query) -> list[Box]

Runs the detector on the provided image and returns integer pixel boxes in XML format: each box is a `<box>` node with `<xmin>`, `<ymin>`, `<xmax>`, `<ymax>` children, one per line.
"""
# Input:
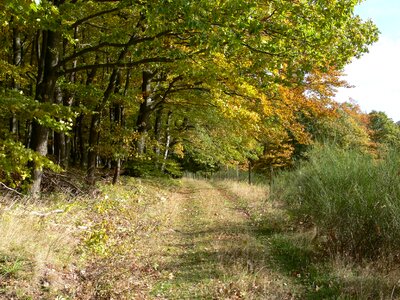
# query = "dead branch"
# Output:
<box><xmin>0</xmin><ymin>181</ymin><xmax>24</xmax><ymax>197</ymax></box>
<box><xmin>31</xmin><ymin>209</ymin><xmax>65</xmax><ymax>217</ymax></box>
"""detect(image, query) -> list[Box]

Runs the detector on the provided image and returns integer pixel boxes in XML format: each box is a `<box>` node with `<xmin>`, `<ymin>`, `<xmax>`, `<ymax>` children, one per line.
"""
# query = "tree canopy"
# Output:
<box><xmin>0</xmin><ymin>0</ymin><xmax>380</xmax><ymax>193</ymax></box>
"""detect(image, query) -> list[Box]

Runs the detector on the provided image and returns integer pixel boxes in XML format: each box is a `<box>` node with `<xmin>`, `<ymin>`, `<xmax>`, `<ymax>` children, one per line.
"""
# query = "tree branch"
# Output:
<box><xmin>243</xmin><ymin>43</ymin><xmax>282</xmax><ymax>56</ymax></box>
<box><xmin>71</xmin><ymin>7</ymin><xmax>121</xmax><ymax>28</ymax></box>
<box><xmin>60</xmin><ymin>30</ymin><xmax>174</xmax><ymax>65</ymax></box>
<box><xmin>261</xmin><ymin>9</ymin><xmax>277</xmax><ymax>22</ymax></box>
<box><xmin>60</xmin><ymin>57</ymin><xmax>175</xmax><ymax>75</ymax></box>
<box><xmin>0</xmin><ymin>181</ymin><xmax>24</xmax><ymax>196</ymax></box>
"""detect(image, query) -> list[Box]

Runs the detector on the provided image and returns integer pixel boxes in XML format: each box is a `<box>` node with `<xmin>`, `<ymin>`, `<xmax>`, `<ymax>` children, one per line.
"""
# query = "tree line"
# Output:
<box><xmin>0</xmin><ymin>0</ymin><xmax>380</xmax><ymax>194</ymax></box>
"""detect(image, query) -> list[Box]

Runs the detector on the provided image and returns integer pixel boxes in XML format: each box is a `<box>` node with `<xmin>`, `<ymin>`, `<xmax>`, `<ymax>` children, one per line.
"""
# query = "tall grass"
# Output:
<box><xmin>274</xmin><ymin>145</ymin><xmax>400</xmax><ymax>259</ymax></box>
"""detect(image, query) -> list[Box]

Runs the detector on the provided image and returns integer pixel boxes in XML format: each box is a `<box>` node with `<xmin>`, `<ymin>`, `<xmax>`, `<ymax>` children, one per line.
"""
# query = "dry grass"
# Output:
<box><xmin>1</xmin><ymin>176</ymin><xmax>399</xmax><ymax>299</ymax></box>
<box><xmin>213</xmin><ymin>178</ymin><xmax>400</xmax><ymax>299</ymax></box>
<box><xmin>144</xmin><ymin>178</ymin><xmax>297</xmax><ymax>299</ymax></box>
<box><xmin>0</xmin><ymin>196</ymin><xmax>81</xmax><ymax>298</ymax></box>
<box><xmin>215</xmin><ymin>179</ymin><xmax>269</xmax><ymax>203</ymax></box>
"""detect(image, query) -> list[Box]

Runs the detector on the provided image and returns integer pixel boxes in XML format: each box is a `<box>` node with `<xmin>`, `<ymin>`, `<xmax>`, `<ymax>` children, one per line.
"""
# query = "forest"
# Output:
<box><xmin>2</xmin><ymin>0</ymin><xmax>400</xmax><ymax>299</ymax></box>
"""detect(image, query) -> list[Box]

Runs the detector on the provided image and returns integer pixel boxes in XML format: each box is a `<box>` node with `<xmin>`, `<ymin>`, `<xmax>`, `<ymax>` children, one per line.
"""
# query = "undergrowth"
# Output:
<box><xmin>274</xmin><ymin>145</ymin><xmax>400</xmax><ymax>260</ymax></box>
<box><xmin>217</xmin><ymin>176</ymin><xmax>400</xmax><ymax>299</ymax></box>
<box><xmin>1</xmin><ymin>172</ymin><xmax>400</xmax><ymax>299</ymax></box>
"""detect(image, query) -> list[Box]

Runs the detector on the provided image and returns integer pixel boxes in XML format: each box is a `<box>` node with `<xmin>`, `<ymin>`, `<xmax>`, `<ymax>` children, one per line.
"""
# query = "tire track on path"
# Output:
<box><xmin>149</xmin><ymin>178</ymin><xmax>294</xmax><ymax>299</ymax></box>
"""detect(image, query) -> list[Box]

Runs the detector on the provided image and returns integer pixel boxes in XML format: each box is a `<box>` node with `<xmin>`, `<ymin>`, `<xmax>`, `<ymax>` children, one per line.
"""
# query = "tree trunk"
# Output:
<box><xmin>112</xmin><ymin>158</ymin><xmax>121</xmax><ymax>184</ymax></box>
<box><xmin>86</xmin><ymin>36</ymin><xmax>135</xmax><ymax>185</ymax></box>
<box><xmin>136</xmin><ymin>70</ymin><xmax>154</xmax><ymax>154</ymax></box>
<box><xmin>87</xmin><ymin>69</ymin><xmax>120</xmax><ymax>184</ymax></box>
<box><xmin>154</xmin><ymin>107</ymin><xmax>163</xmax><ymax>167</ymax></box>
<box><xmin>161</xmin><ymin>111</ymin><xmax>172</xmax><ymax>172</ymax></box>
<box><xmin>248</xmin><ymin>159</ymin><xmax>252</xmax><ymax>185</ymax></box>
<box><xmin>87</xmin><ymin>112</ymin><xmax>101</xmax><ymax>185</ymax></box>
<box><xmin>54</xmin><ymin>86</ymin><xmax>68</xmax><ymax>167</ymax></box>
<box><xmin>10</xmin><ymin>24</ymin><xmax>22</xmax><ymax>135</ymax></box>
<box><xmin>55</xmin><ymin>29</ymin><xmax>77</xmax><ymax>169</ymax></box>
<box><xmin>72</xmin><ymin>114</ymin><xmax>85</xmax><ymax>167</ymax></box>
<box><xmin>29</xmin><ymin>28</ymin><xmax>62</xmax><ymax>195</ymax></box>
<box><xmin>29</xmin><ymin>120</ymin><xmax>50</xmax><ymax>194</ymax></box>
<box><xmin>75</xmin><ymin>60</ymin><xmax>98</xmax><ymax>167</ymax></box>
<box><xmin>110</xmin><ymin>69</ymin><xmax>132</xmax><ymax>184</ymax></box>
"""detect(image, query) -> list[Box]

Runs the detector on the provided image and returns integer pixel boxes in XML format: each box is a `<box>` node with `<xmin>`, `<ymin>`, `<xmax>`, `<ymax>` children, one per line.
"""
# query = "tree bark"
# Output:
<box><xmin>136</xmin><ymin>70</ymin><xmax>155</xmax><ymax>154</ymax></box>
<box><xmin>248</xmin><ymin>159</ymin><xmax>252</xmax><ymax>185</ymax></box>
<box><xmin>112</xmin><ymin>158</ymin><xmax>121</xmax><ymax>185</ymax></box>
<box><xmin>161</xmin><ymin>111</ymin><xmax>172</xmax><ymax>172</ymax></box>
<box><xmin>87</xmin><ymin>111</ymin><xmax>101</xmax><ymax>185</ymax></box>
<box><xmin>55</xmin><ymin>28</ymin><xmax>78</xmax><ymax>169</ymax></box>
<box><xmin>154</xmin><ymin>107</ymin><xmax>163</xmax><ymax>160</ymax></box>
<box><xmin>54</xmin><ymin>86</ymin><xmax>67</xmax><ymax>167</ymax></box>
<box><xmin>29</xmin><ymin>28</ymin><xmax>62</xmax><ymax>195</ymax></box>
<box><xmin>111</xmin><ymin>70</ymin><xmax>128</xmax><ymax>185</ymax></box>
<box><xmin>10</xmin><ymin>24</ymin><xmax>22</xmax><ymax>135</ymax></box>
<box><xmin>86</xmin><ymin>33</ymin><xmax>136</xmax><ymax>185</ymax></box>
<box><xmin>74</xmin><ymin>58</ymin><xmax>98</xmax><ymax>167</ymax></box>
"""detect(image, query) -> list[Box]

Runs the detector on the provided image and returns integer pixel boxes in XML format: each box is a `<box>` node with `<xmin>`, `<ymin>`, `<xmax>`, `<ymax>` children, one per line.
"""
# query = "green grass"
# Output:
<box><xmin>0</xmin><ymin>254</ymin><xmax>28</xmax><ymax>278</ymax></box>
<box><xmin>273</xmin><ymin>145</ymin><xmax>400</xmax><ymax>259</ymax></box>
<box><xmin>216</xmin><ymin>176</ymin><xmax>400</xmax><ymax>299</ymax></box>
<box><xmin>2</xmin><ymin>174</ymin><xmax>400</xmax><ymax>299</ymax></box>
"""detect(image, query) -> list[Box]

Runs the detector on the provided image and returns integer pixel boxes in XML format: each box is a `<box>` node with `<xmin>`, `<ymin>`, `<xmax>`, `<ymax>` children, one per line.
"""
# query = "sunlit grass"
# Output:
<box><xmin>1</xmin><ymin>173</ymin><xmax>399</xmax><ymax>299</ymax></box>
<box><xmin>0</xmin><ymin>196</ymin><xmax>80</xmax><ymax>298</ymax></box>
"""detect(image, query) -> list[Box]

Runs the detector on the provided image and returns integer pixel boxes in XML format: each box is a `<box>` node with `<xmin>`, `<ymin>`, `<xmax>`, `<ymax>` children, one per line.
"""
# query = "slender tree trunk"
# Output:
<box><xmin>76</xmin><ymin>58</ymin><xmax>98</xmax><ymax>167</ymax></box>
<box><xmin>29</xmin><ymin>121</ymin><xmax>50</xmax><ymax>194</ymax></box>
<box><xmin>86</xmin><ymin>69</ymin><xmax>120</xmax><ymax>184</ymax></box>
<box><xmin>248</xmin><ymin>159</ymin><xmax>252</xmax><ymax>185</ymax></box>
<box><xmin>56</xmin><ymin>28</ymin><xmax>77</xmax><ymax>169</ymax></box>
<box><xmin>136</xmin><ymin>70</ymin><xmax>154</xmax><ymax>154</ymax></box>
<box><xmin>86</xmin><ymin>36</ymin><xmax>135</xmax><ymax>185</ymax></box>
<box><xmin>112</xmin><ymin>159</ymin><xmax>121</xmax><ymax>184</ymax></box>
<box><xmin>154</xmin><ymin>107</ymin><xmax>163</xmax><ymax>168</ymax></box>
<box><xmin>71</xmin><ymin>114</ymin><xmax>84</xmax><ymax>166</ymax></box>
<box><xmin>87</xmin><ymin>112</ymin><xmax>101</xmax><ymax>185</ymax></box>
<box><xmin>71</xmin><ymin>122</ymin><xmax>77</xmax><ymax>166</ymax></box>
<box><xmin>25</xmin><ymin>121</ymin><xmax>32</xmax><ymax>148</ymax></box>
<box><xmin>111</xmin><ymin>71</ymin><xmax>123</xmax><ymax>185</ymax></box>
<box><xmin>54</xmin><ymin>86</ymin><xmax>67</xmax><ymax>167</ymax></box>
<box><xmin>112</xmin><ymin>70</ymin><xmax>131</xmax><ymax>184</ymax></box>
<box><xmin>10</xmin><ymin>25</ymin><xmax>22</xmax><ymax>135</ymax></box>
<box><xmin>161</xmin><ymin>111</ymin><xmax>172</xmax><ymax>172</ymax></box>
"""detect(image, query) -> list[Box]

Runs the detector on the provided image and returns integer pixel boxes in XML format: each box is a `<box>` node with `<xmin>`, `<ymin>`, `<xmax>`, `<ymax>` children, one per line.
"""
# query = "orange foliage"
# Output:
<box><xmin>255</xmin><ymin>67</ymin><xmax>351</xmax><ymax>169</ymax></box>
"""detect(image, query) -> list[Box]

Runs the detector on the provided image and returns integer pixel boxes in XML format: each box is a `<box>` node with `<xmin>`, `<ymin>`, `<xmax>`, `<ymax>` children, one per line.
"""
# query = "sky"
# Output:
<box><xmin>335</xmin><ymin>0</ymin><xmax>400</xmax><ymax>121</ymax></box>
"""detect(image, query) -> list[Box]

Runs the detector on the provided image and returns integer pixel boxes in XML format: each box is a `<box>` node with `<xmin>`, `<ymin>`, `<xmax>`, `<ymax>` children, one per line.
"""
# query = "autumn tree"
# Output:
<box><xmin>0</xmin><ymin>0</ymin><xmax>379</xmax><ymax>194</ymax></box>
<box><xmin>368</xmin><ymin>111</ymin><xmax>400</xmax><ymax>150</ymax></box>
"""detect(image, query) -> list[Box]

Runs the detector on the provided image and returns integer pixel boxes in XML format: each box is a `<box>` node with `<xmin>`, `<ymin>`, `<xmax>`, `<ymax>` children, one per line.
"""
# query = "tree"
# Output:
<box><xmin>368</xmin><ymin>111</ymin><xmax>400</xmax><ymax>149</ymax></box>
<box><xmin>0</xmin><ymin>0</ymin><xmax>379</xmax><ymax>194</ymax></box>
<box><xmin>310</xmin><ymin>101</ymin><xmax>372</xmax><ymax>151</ymax></box>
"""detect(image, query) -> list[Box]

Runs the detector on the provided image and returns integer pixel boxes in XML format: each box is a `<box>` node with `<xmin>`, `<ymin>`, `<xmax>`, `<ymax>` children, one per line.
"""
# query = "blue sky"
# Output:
<box><xmin>335</xmin><ymin>0</ymin><xmax>400</xmax><ymax>121</ymax></box>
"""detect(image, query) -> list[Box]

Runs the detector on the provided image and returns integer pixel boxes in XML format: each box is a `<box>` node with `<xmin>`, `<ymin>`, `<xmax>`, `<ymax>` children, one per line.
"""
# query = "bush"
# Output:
<box><xmin>0</xmin><ymin>138</ymin><xmax>61</xmax><ymax>190</ymax></box>
<box><xmin>123</xmin><ymin>158</ymin><xmax>183</xmax><ymax>178</ymax></box>
<box><xmin>274</xmin><ymin>145</ymin><xmax>400</xmax><ymax>259</ymax></box>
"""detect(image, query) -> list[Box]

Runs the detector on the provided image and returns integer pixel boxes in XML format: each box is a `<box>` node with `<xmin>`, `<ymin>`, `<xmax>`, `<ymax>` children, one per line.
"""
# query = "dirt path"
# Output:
<box><xmin>140</xmin><ymin>178</ymin><xmax>294</xmax><ymax>299</ymax></box>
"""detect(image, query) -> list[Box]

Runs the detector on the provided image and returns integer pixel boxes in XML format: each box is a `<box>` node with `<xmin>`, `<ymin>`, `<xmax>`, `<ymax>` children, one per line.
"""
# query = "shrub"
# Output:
<box><xmin>0</xmin><ymin>138</ymin><xmax>61</xmax><ymax>190</ymax></box>
<box><xmin>123</xmin><ymin>158</ymin><xmax>183</xmax><ymax>178</ymax></box>
<box><xmin>274</xmin><ymin>145</ymin><xmax>400</xmax><ymax>259</ymax></box>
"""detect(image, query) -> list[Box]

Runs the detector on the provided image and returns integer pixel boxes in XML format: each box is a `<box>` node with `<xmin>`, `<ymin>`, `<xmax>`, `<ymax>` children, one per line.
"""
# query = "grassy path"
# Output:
<box><xmin>2</xmin><ymin>177</ymin><xmax>398</xmax><ymax>299</ymax></box>
<box><xmin>143</xmin><ymin>179</ymin><xmax>294</xmax><ymax>299</ymax></box>
<box><xmin>134</xmin><ymin>178</ymin><xmax>397</xmax><ymax>300</ymax></box>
